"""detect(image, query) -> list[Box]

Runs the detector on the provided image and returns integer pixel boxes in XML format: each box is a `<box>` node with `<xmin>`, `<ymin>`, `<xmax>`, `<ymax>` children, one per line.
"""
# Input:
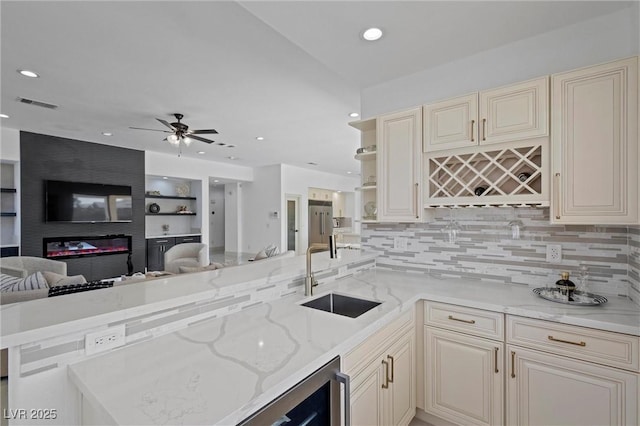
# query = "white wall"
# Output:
<box><xmin>225</xmin><ymin>182</ymin><xmax>242</xmax><ymax>253</ymax></box>
<box><xmin>209</xmin><ymin>184</ymin><xmax>225</xmax><ymax>251</ymax></box>
<box><xmin>241</xmin><ymin>165</ymin><xmax>283</xmax><ymax>254</ymax></box>
<box><xmin>362</xmin><ymin>5</ymin><xmax>640</xmax><ymax>117</ymax></box>
<box><xmin>281</xmin><ymin>164</ymin><xmax>360</xmax><ymax>251</ymax></box>
<box><xmin>0</xmin><ymin>127</ymin><xmax>20</xmax><ymax>161</ymax></box>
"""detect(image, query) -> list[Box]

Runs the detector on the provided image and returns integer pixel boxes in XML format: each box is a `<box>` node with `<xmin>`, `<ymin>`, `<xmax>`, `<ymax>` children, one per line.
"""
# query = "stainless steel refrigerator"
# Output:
<box><xmin>308</xmin><ymin>201</ymin><xmax>333</xmax><ymax>245</ymax></box>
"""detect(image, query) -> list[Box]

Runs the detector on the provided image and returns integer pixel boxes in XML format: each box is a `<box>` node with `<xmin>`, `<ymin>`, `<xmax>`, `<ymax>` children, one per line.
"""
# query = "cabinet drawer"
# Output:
<box><xmin>343</xmin><ymin>307</ymin><xmax>415</xmax><ymax>376</ymax></box>
<box><xmin>175</xmin><ymin>235</ymin><xmax>201</xmax><ymax>244</ymax></box>
<box><xmin>424</xmin><ymin>301</ymin><xmax>504</xmax><ymax>341</ymax></box>
<box><xmin>507</xmin><ymin>316</ymin><xmax>639</xmax><ymax>372</ymax></box>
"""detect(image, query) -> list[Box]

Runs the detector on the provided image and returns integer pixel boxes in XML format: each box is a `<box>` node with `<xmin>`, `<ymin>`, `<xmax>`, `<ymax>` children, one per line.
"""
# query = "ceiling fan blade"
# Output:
<box><xmin>129</xmin><ymin>126</ymin><xmax>171</xmax><ymax>133</ymax></box>
<box><xmin>156</xmin><ymin>118</ymin><xmax>176</xmax><ymax>130</ymax></box>
<box><xmin>187</xmin><ymin>134</ymin><xmax>216</xmax><ymax>144</ymax></box>
<box><xmin>190</xmin><ymin>129</ymin><xmax>219</xmax><ymax>135</ymax></box>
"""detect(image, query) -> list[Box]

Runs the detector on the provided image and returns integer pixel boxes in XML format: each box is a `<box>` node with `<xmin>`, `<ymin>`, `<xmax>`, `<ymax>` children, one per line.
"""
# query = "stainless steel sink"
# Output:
<box><xmin>301</xmin><ymin>293</ymin><xmax>381</xmax><ymax>318</ymax></box>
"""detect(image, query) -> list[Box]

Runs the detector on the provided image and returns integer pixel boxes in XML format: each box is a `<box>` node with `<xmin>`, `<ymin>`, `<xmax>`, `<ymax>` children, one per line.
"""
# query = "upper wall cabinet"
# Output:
<box><xmin>378</xmin><ymin>107</ymin><xmax>423</xmax><ymax>222</ymax></box>
<box><xmin>551</xmin><ymin>56</ymin><xmax>638</xmax><ymax>224</ymax></box>
<box><xmin>424</xmin><ymin>77</ymin><xmax>549</xmax><ymax>152</ymax></box>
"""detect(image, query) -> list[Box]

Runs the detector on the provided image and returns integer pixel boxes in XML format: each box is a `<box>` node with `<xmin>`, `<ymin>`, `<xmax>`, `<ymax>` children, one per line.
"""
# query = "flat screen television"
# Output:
<box><xmin>45</xmin><ymin>180</ymin><xmax>133</xmax><ymax>223</ymax></box>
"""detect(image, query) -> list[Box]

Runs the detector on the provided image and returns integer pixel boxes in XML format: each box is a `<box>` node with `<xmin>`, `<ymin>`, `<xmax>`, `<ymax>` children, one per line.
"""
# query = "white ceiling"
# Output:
<box><xmin>0</xmin><ymin>1</ymin><xmax>633</xmax><ymax>177</ymax></box>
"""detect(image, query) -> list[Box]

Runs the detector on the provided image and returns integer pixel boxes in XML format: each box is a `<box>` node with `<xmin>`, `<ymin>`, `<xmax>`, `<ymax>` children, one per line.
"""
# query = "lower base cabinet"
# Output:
<box><xmin>425</xmin><ymin>327</ymin><xmax>504</xmax><ymax>426</ymax></box>
<box><xmin>345</xmin><ymin>309</ymin><xmax>416</xmax><ymax>426</ymax></box>
<box><xmin>507</xmin><ymin>345</ymin><xmax>638</xmax><ymax>426</ymax></box>
<box><xmin>350</xmin><ymin>330</ymin><xmax>415</xmax><ymax>426</ymax></box>
<box><xmin>146</xmin><ymin>235</ymin><xmax>201</xmax><ymax>271</ymax></box>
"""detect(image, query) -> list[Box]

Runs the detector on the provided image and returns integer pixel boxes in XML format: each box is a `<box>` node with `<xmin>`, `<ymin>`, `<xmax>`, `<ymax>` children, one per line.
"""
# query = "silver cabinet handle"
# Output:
<box><xmin>510</xmin><ymin>351</ymin><xmax>516</xmax><ymax>378</ymax></box>
<box><xmin>554</xmin><ymin>173</ymin><xmax>561</xmax><ymax>220</ymax></box>
<box><xmin>548</xmin><ymin>335</ymin><xmax>586</xmax><ymax>347</ymax></box>
<box><xmin>335</xmin><ymin>371</ymin><xmax>351</xmax><ymax>426</ymax></box>
<box><xmin>415</xmin><ymin>183</ymin><xmax>419</xmax><ymax>219</ymax></box>
<box><xmin>482</xmin><ymin>118</ymin><xmax>487</xmax><ymax>141</ymax></box>
<box><xmin>387</xmin><ymin>355</ymin><xmax>394</xmax><ymax>383</ymax></box>
<box><xmin>448</xmin><ymin>315</ymin><xmax>476</xmax><ymax>324</ymax></box>
<box><xmin>470</xmin><ymin>119</ymin><xmax>475</xmax><ymax>142</ymax></box>
<box><xmin>381</xmin><ymin>359</ymin><xmax>389</xmax><ymax>389</ymax></box>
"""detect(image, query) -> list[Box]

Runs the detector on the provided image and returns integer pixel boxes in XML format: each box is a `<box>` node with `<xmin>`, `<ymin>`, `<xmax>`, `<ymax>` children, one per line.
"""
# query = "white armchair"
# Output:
<box><xmin>164</xmin><ymin>243</ymin><xmax>209</xmax><ymax>274</ymax></box>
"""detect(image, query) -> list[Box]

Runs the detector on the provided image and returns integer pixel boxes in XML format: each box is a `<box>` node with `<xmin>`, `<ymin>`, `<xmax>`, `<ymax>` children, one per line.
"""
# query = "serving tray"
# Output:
<box><xmin>532</xmin><ymin>287</ymin><xmax>607</xmax><ymax>306</ymax></box>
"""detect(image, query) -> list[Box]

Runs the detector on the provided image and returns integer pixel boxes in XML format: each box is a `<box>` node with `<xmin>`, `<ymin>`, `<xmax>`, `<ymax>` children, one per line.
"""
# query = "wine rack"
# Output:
<box><xmin>424</xmin><ymin>139</ymin><xmax>549</xmax><ymax>207</ymax></box>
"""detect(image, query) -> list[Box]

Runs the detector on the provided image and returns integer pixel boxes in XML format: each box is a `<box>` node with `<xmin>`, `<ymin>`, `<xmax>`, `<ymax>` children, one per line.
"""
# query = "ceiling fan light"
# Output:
<box><xmin>167</xmin><ymin>134</ymin><xmax>180</xmax><ymax>146</ymax></box>
<box><xmin>183</xmin><ymin>136</ymin><xmax>192</xmax><ymax>146</ymax></box>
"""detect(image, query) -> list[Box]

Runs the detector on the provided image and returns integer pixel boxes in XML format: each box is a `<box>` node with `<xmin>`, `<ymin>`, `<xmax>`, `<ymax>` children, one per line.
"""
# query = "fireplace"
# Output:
<box><xmin>43</xmin><ymin>235</ymin><xmax>131</xmax><ymax>259</ymax></box>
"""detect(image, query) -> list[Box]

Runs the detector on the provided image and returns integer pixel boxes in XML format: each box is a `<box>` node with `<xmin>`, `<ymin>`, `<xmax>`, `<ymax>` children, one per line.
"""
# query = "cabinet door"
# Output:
<box><xmin>479</xmin><ymin>77</ymin><xmax>549</xmax><ymax>145</ymax></box>
<box><xmin>146</xmin><ymin>238</ymin><xmax>175</xmax><ymax>271</ymax></box>
<box><xmin>425</xmin><ymin>327</ymin><xmax>504</xmax><ymax>426</ymax></box>
<box><xmin>377</xmin><ymin>107</ymin><xmax>422</xmax><ymax>222</ymax></box>
<box><xmin>507</xmin><ymin>345</ymin><xmax>638</xmax><ymax>426</ymax></box>
<box><xmin>386</xmin><ymin>331</ymin><xmax>416</xmax><ymax>426</ymax></box>
<box><xmin>551</xmin><ymin>56</ymin><xmax>638</xmax><ymax>224</ymax></box>
<box><xmin>424</xmin><ymin>93</ymin><xmax>478</xmax><ymax>152</ymax></box>
<box><xmin>350</xmin><ymin>361</ymin><xmax>385</xmax><ymax>426</ymax></box>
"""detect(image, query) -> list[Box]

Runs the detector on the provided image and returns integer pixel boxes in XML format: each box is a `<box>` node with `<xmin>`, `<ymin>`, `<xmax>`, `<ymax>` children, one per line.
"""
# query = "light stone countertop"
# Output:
<box><xmin>68</xmin><ymin>268</ymin><xmax>640</xmax><ymax>426</ymax></box>
<box><xmin>0</xmin><ymin>250</ymin><xmax>377</xmax><ymax>348</ymax></box>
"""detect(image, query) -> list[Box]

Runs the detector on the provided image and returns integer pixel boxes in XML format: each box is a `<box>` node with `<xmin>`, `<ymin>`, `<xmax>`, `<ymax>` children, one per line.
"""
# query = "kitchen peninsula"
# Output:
<box><xmin>3</xmin><ymin>251</ymin><xmax>638</xmax><ymax>425</ymax></box>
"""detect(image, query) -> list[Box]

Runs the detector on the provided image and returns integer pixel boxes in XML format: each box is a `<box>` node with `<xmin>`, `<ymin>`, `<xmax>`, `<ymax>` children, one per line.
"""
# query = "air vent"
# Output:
<box><xmin>17</xmin><ymin>97</ymin><xmax>58</xmax><ymax>110</ymax></box>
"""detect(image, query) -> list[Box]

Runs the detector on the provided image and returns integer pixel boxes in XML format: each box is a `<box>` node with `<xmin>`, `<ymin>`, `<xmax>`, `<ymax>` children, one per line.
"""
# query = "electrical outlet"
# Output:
<box><xmin>394</xmin><ymin>237</ymin><xmax>408</xmax><ymax>250</ymax></box>
<box><xmin>85</xmin><ymin>325</ymin><xmax>125</xmax><ymax>355</ymax></box>
<box><xmin>546</xmin><ymin>244</ymin><xmax>562</xmax><ymax>264</ymax></box>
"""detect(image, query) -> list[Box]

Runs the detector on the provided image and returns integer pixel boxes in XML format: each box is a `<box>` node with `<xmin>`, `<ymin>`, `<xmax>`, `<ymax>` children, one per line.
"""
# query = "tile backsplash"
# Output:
<box><xmin>362</xmin><ymin>208</ymin><xmax>639</xmax><ymax>304</ymax></box>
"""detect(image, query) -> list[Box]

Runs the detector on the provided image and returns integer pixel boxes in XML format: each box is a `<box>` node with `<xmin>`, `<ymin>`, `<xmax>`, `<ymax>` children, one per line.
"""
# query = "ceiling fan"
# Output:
<box><xmin>130</xmin><ymin>113</ymin><xmax>218</xmax><ymax>146</ymax></box>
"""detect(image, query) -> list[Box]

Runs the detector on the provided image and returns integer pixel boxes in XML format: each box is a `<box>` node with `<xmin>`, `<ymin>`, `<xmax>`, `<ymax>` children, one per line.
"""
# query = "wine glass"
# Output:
<box><xmin>442</xmin><ymin>208</ymin><xmax>461</xmax><ymax>243</ymax></box>
<box><xmin>508</xmin><ymin>208</ymin><xmax>524</xmax><ymax>240</ymax></box>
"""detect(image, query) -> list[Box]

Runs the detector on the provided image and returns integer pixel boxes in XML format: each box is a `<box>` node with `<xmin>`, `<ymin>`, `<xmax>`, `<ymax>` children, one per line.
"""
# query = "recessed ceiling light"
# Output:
<box><xmin>362</xmin><ymin>27</ymin><xmax>383</xmax><ymax>41</ymax></box>
<box><xmin>162</xmin><ymin>176</ymin><xmax>168</xmax><ymax>180</ymax></box>
<box><xmin>256</xmin><ymin>136</ymin><xmax>264</xmax><ymax>141</ymax></box>
<box><xmin>18</xmin><ymin>69</ymin><xmax>39</xmax><ymax>78</ymax></box>
<box><xmin>213</xmin><ymin>179</ymin><xmax>219</xmax><ymax>183</ymax></box>
<box><xmin>349</xmin><ymin>112</ymin><xmax>360</xmax><ymax>118</ymax></box>
<box><xmin>307</xmin><ymin>162</ymin><xmax>318</xmax><ymax>166</ymax></box>
<box><xmin>228</xmin><ymin>156</ymin><xmax>236</xmax><ymax>160</ymax></box>
<box><xmin>346</xmin><ymin>171</ymin><xmax>352</xmax><ymax>174</ymax></box>
<box><xmin>337</xmin><ymin>190</ymin><xmax>342</xmax><ymax>193</ymax></box>
<box><xmin>0</xmin><ymin>114</ymin><xmax>8</xmax><ymax>119</ymax></box>
<box><xmin>197</xmin><ymin>151</ymin><xmax>205</xmax><ymax>155</ymax></box>
<box><xmin>102</xmin><ymin>132</ymin><xmax>112</xmax><ymax>136</ymax></box>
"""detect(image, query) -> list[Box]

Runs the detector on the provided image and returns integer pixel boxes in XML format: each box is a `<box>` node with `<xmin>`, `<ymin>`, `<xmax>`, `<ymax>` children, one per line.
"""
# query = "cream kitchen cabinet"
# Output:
<box><xmin>551</xmin><ymin>56</ymin><xmax>639</xmax><ymax>224</ymax></box>
<box><xmin>344</xmin><ymin>309</ymin><xmax>416</xmax><ymax>426</ymax></box>
<box><xmin>424</xmin><ymin>77</ymin><xmax>549</xmax><ymax>152</ymax></box>
<box><xmin>506</xmin><ymin>315</ymin><xmax>639</xmax><ymax>426</ymax></box>
<box><xmin>423</xmin><ymin>302</ymin><xmax>505</xmax><ymax>426</ymax></box>
<box><xmin>377</xmin><ymin>107</ymin><xmax>423</xmax><ymax>222</ymax></box>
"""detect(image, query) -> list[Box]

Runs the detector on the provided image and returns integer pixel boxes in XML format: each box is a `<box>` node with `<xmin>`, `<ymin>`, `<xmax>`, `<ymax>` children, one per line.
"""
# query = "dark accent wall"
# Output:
<box><xmin>20</xmin><ymin>132</ymin><xmax>145</xmax><ymax>281</ymax></box>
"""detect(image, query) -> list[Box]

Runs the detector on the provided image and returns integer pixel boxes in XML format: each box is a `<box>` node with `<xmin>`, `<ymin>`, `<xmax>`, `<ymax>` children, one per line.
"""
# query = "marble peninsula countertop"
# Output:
<box><xmin>68</xmin><ymin>268</ymin><xmax>640</xmax><ymax>426</ymax></box>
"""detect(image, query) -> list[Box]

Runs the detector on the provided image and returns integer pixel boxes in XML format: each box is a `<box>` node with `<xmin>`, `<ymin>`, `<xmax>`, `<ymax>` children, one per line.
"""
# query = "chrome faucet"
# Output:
<box><xmin>305</xmin><ymin>235</ymin><xmax>356</xmax><ymax>296</ymax></box>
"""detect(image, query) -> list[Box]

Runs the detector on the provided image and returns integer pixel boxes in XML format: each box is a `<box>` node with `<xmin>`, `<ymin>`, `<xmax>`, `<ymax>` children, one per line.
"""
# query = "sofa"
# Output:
<box><xmin>0</xmin><ymin>256</ymin><xmax>86</xmax><ymax>305</ymax></box>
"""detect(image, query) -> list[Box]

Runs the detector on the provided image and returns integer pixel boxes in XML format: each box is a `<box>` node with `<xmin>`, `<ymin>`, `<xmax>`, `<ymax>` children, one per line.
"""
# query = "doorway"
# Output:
<box><xmin>286</xmin><ymin>195</ymin><xmax>300</xmax><ymax>254</ymax></box>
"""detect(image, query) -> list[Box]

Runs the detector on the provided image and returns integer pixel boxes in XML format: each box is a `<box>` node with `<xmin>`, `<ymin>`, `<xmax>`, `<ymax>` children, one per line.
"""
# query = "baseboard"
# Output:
<box><xmin>414</xmin><ymin>408</ymin><xmax>458</xmax><ymax>426</ymax></box>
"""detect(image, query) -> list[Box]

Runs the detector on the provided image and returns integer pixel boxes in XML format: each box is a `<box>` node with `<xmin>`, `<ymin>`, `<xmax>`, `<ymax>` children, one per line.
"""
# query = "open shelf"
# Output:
<box><xmin>146</xmin><ymin>212</ymin><xmax>196</xmax><ymax>216</ymax></box>
<box><xmin>145</xmin><ymin>194</ymin><xmax>196</xmax><ymax>200</ymax></box>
